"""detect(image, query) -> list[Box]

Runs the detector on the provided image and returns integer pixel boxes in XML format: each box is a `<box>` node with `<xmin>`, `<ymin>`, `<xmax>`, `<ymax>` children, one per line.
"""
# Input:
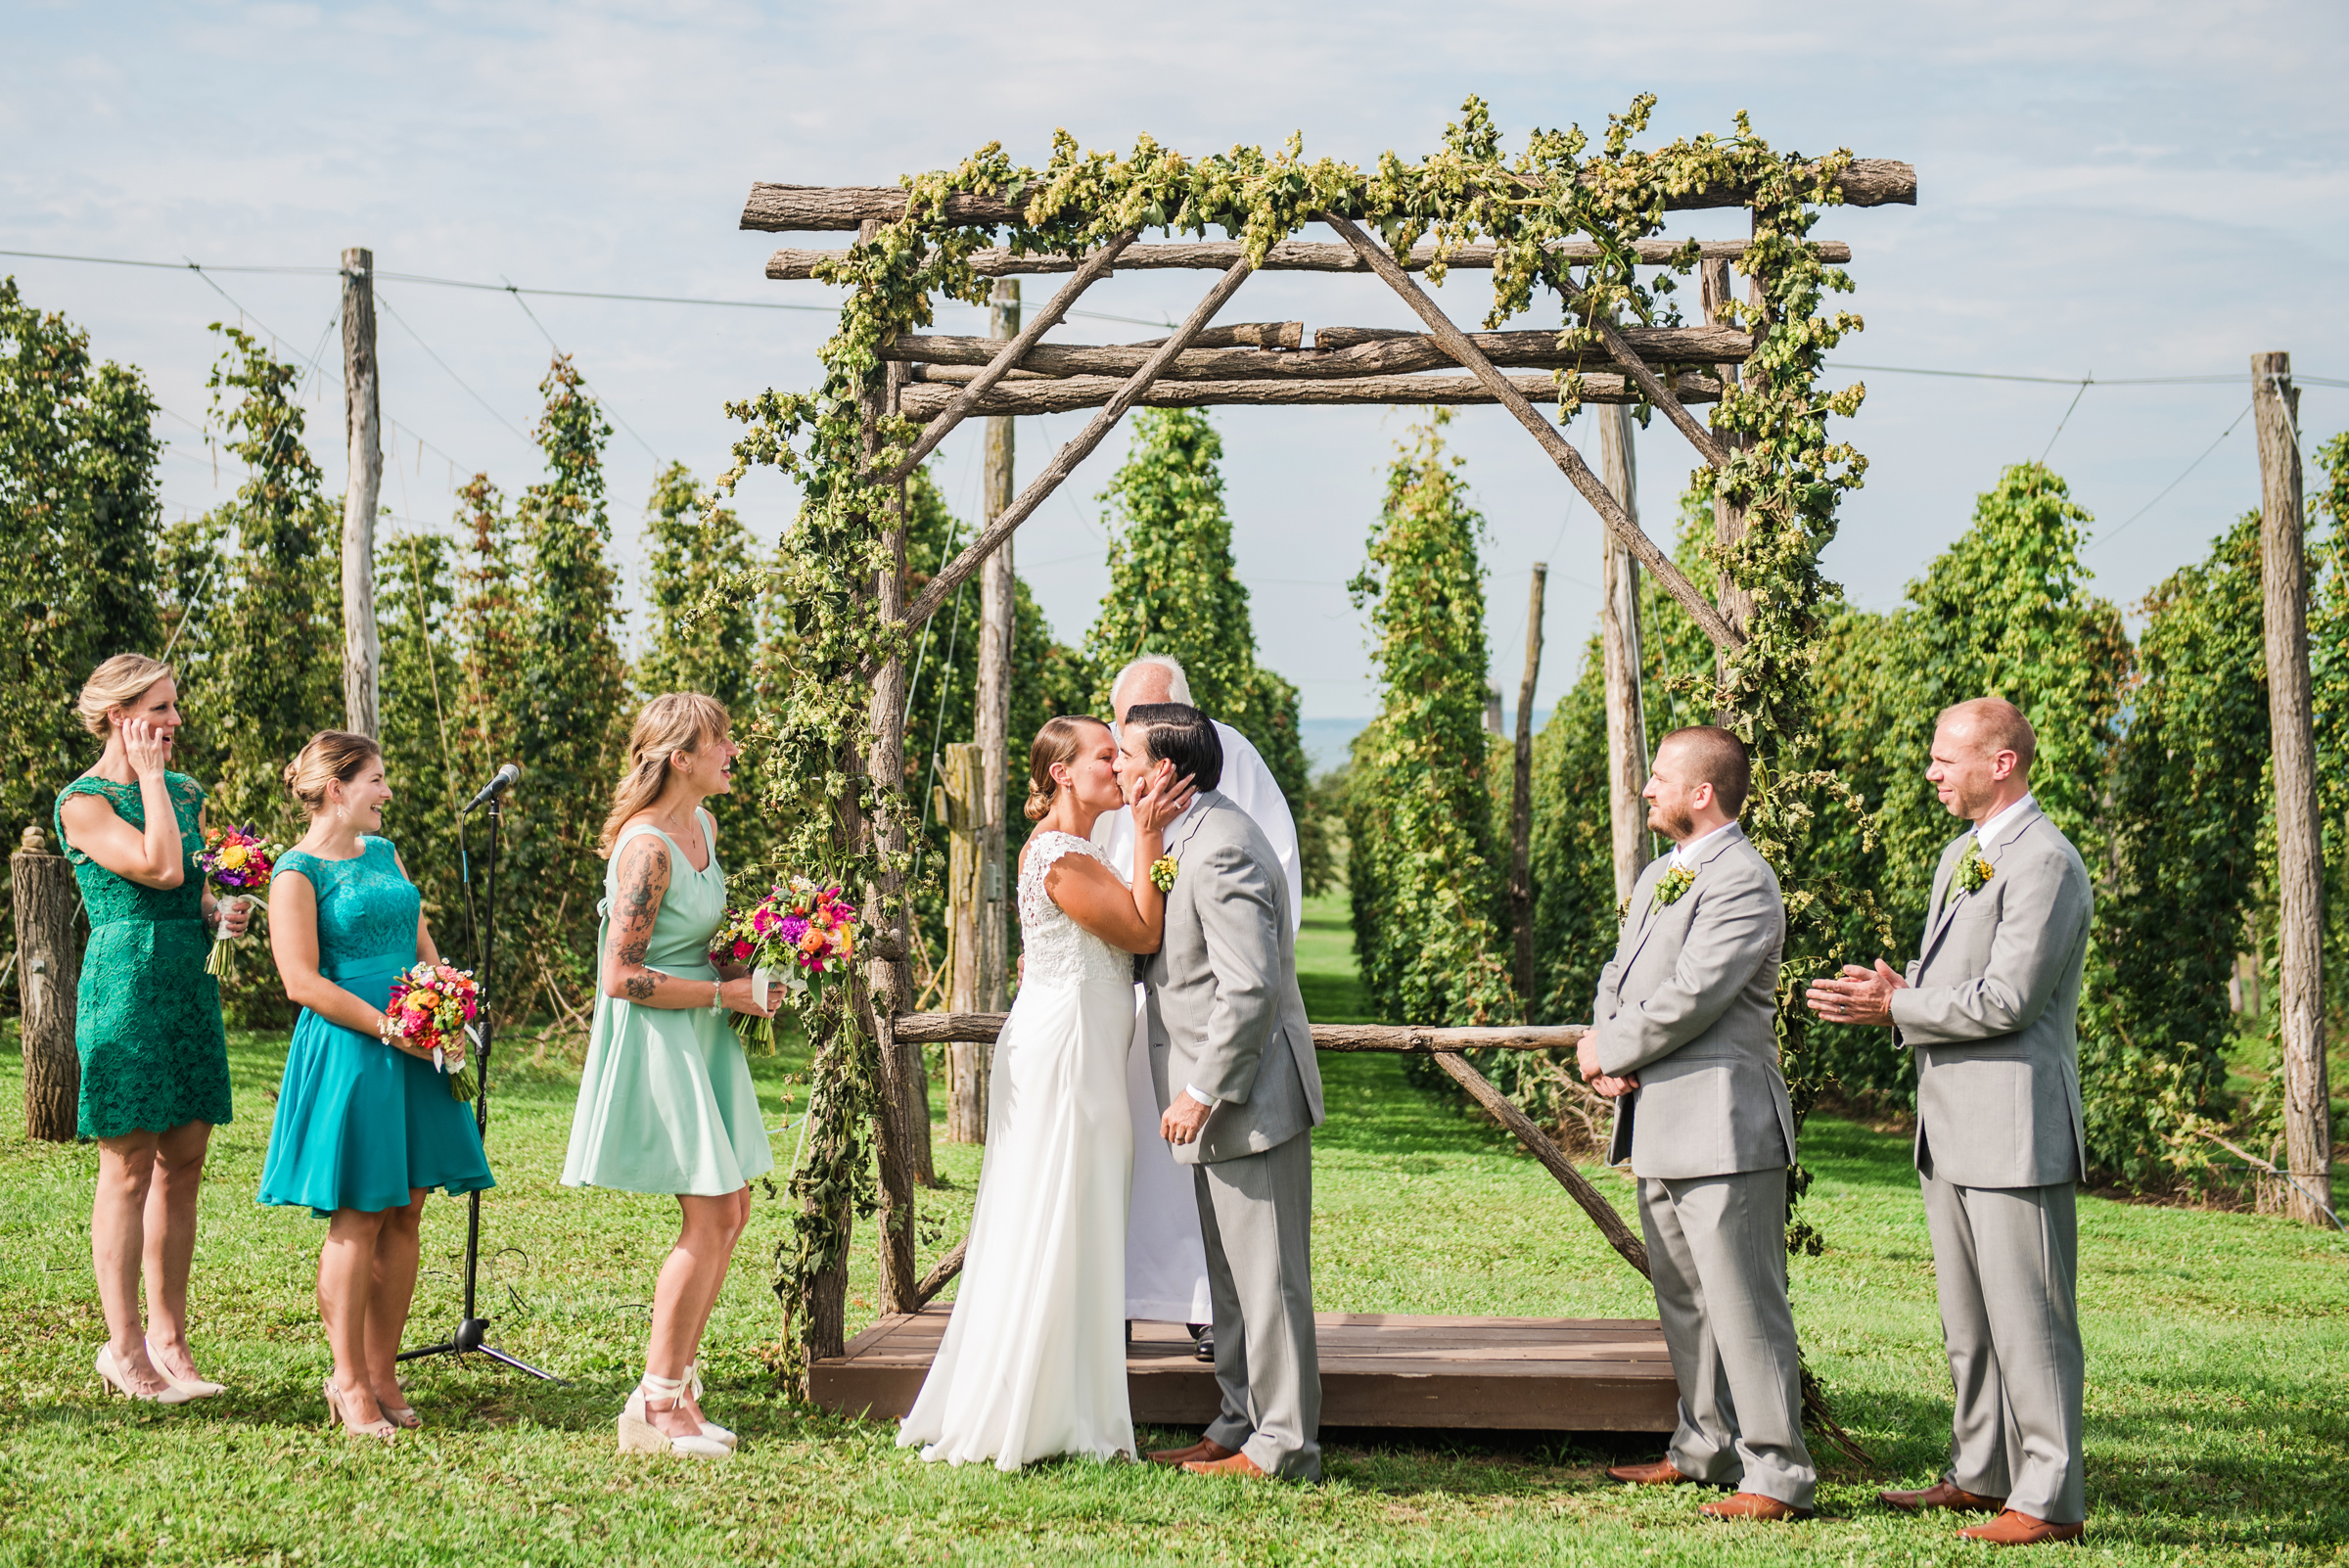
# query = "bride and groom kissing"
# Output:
<box><xmin>898</xmin><ymin>685</ymin><xmax>1324</xmax><ymax>1481</ymax></box>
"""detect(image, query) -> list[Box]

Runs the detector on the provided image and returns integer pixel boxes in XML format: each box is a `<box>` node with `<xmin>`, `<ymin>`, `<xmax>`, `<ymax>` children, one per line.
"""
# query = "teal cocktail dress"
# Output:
<box><xmin>562</xmin><ymin>812</ymin><xmax>774</xmax><ymax>1196</ymax></box>
<box><xmin>255</xmin><ymin>837</ymin><xmax>494</xmax><ymax>1218</ymax></box>
<box><xmin>52</xmin><ymin>771</ymin><xmax>232</xmax><ymax>1139</ymax></box>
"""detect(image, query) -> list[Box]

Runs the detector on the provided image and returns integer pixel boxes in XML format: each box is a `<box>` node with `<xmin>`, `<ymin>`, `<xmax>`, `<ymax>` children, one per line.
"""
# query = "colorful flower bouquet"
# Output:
<box><xmin>382</xmin><ymin>961</ymin><xmax>482</xmax><ymax>1100</ymax></box>
<box><xmin>195</xmin><ymin>824</ymin><xmax>283</xmax><ymax>979</ymax></box>
<box><xmin>709</xmin><ymin>876</ymin><xmax>861</xmax><ymax>1047</ymax></box>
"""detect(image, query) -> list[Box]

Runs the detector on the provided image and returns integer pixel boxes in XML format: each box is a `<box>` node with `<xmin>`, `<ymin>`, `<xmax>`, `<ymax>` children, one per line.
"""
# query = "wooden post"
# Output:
<box><xmin>340</xmin><ymin>247</ymin><xmax>383</xmax><ymax>738</ymax></box>
<box><xmin>2254</xmin><ymin>350</ymin><xmax>2333</xmax><ymax>1227</ymax></box>
<box><xmin>976</xmin><ymin>279</ymin><xmax>1017</xmax><ymax>1016</ymax></box>
<box><xmin>1597</xmin><ymin>406</ymin><xmax>1651</xmax><ymax>906</ymax></box>
<box><xmin>13</xmin><ymin>825</ymin><xmax>80</xmax><ymax>1142</ymax></box>
<box><xmin>1701</xmin><ymin>256</ymin><xmax>1755</xmax><ymax>696</ymax></box>
<box><xmin>942</xmin><ymin>742</ymin><xmax>988</xmax><ymax>1142</ymax></box>
<box><xmin>855</xmin><ymin>219</ymin><xmax>925</xmax><ymax>1320</ymax></box>
<box><xmin>1509</xmin><ymin>566</ymin><xmax>1546</xmax><ymax>1004</ymax></box>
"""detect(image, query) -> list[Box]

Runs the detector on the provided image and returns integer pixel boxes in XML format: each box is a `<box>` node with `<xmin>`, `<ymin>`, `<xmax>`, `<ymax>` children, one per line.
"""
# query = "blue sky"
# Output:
<box><xmin>7</xmin><ymin>0</ymin><xmax>2346</xmax><ymax>724</ymax></box>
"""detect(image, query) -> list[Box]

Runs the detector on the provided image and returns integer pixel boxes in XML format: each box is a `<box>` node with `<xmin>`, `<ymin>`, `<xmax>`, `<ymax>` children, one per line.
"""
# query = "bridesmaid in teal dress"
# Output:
<box><xmin>259</xmin><ymin>731</ymin><xmax>492</xmax><ymax>1442</ymax></box>
<box><xmin>55</xmin><ymin>655</ymin><xmax>251</xmax><ymax>1406</ymax></box>
<box><xmin>563</xmin><ymin>693</ymin><xmax>774</xmax><ymax>1460</ymax></box>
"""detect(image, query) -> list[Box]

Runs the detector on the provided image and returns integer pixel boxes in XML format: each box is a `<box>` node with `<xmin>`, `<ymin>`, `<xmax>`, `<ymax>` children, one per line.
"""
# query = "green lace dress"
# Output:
<box><xmin>255</xmin><ymin>838</ymin><xmax>494</xmax><ymax>1218</ymax></box>
<box><xmin>53</xmin><ymin>772</ymin><xmax>232</xmax><ymax>1139</ymax></box>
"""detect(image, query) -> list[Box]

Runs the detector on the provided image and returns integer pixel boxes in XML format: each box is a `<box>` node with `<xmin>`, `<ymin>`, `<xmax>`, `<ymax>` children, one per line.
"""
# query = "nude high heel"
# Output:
<box><xmin>96</xmin><ymin>1345</ymin><xmax>193</xmax><ymax>1405</ymax></box>
<box><xmin>618</xmin><ymin>1371</ymin><xmax>731</xmax><ymax>1459</ymax></box>
<box><xmin>145</xmin><ymin>1339</ymin><xmax>225</xmax><ymax>1399</ymax></box>
<box><xmin>685</xmin><ymin>1362</ymin><xmax>737</xmax><ymax>1450</ymax></box>
<box><xmin>323</xmin><ymin>1377</ymin><xmax>395</xmax><ymax>1442</ymax></box>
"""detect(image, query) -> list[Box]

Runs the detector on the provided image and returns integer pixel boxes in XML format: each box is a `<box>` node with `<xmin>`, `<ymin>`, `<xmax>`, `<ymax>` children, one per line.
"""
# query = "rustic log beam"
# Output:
<box><xmin>881</xmin><ymin>324</ymin><xmax>1752</xmax><ymax>381</ymax></box>
<box><xmin>1590</xmin><ymin>315</ymin><xmax>1729</xmax><ymax>468</ymax></box>
<box><xmin>883</xmin><ymin>228</ymin><xmax>1137</xmax><ymax>484</ymax></box>
<box><xmin>892</xmin><ymin>1011</ymin><xmax>1589</xmax><ymax>1052</ymax></box>
<box><xmin>898</xmin><ymin>254</ymin><xmax>1256</xmax><ymax>633</ymax></box>
<box><xmin>1128</xmin><ymin>321</ymin><xmax>1303</xmax><ymax>349</ymax></box>
<box><xmin>1430</xmin><ymin>1052</ymin><xmax>1650</xmax><ymax>1278</ymax></box>
<box><xmin>766</xmin><ymin>237</ymin><xmax>1854</xmax><ymax>279</ymax></box>
<box><xmin>1321</xmin><ymin>210</ymin><xmax>1744</xmax><ymax>654</ymax></box>
<box><xmin>738</xmin><ymin>162</ymin><xmax>1912</xmax><ymax>231</ymax></box>
<box><xmin>898</xmin><ymin>369</ymin><xmax>1720</xmax><ymax>419</ymax></box>
<box><xmin>913</xmin><ymin>1237</ymin><xmax>968</xmax><ymax>1309</ymax></box>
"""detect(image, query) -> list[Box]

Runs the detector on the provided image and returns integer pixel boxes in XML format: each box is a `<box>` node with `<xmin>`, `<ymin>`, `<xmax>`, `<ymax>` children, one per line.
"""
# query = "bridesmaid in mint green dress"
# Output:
<box><xmin>259</xmin><ymin>731</ymin><xmax>491</xmax><ymax>1441</ymax></box>
<box><xmin>563</xmin><ymin>694</ymin><xmax>774</xmax><ymax>1460</ymax></box>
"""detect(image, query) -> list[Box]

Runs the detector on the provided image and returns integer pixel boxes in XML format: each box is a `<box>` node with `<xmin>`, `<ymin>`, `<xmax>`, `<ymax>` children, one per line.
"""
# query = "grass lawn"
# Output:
<box><xmin>0</xmin><ymin>891</ymin><xmax>2343</xmax><ymax>1564</ymax></box>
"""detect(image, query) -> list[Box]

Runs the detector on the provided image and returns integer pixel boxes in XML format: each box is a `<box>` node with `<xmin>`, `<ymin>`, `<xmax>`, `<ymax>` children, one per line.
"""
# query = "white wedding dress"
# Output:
<box><xmin>897</xmin><ymin>830</ymin><xmax>1137</xmax><ymax>1469</ymax></box>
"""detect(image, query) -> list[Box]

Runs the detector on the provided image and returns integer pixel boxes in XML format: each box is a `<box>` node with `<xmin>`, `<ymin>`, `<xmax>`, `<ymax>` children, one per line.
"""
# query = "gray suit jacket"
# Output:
<box><xmin>1144</xmin><ymin>792</ymin><xmax>1324</xmax><ymax>1167</ymax></box>
<box><xmin>1591</xmin><ymin>823</ymin><xmax>1797</xmax><ymax>1180</ymax></box>
<box><xmin>1893</xmin><ymin>803</ymin><xmax>2091</xmax><ymax>1188</ymax></box>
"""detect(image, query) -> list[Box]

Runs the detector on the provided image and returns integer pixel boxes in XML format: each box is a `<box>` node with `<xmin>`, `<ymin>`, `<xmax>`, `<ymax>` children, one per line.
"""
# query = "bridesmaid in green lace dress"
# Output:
<box><xmin>563</xmin><ymin>694</ymin><xmax>774</xmax><ymax>1459</ymax></box>
<box><xmin>259</xmin><ymin>731</ymin><xmax>493</xmax><ymax>1441</ymax></box>
<box><xmin>56</xmin><ymin>655</ymin><xmax>250</xmax><ymax>1406</ymax></box>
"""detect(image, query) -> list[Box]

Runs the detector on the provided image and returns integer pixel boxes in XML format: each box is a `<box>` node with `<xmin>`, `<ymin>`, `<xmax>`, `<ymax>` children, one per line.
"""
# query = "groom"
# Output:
<box><xmin>1119</xmin><ymin>702</ymin><xmax>1325</xmax><ymax>1482</ymax></box>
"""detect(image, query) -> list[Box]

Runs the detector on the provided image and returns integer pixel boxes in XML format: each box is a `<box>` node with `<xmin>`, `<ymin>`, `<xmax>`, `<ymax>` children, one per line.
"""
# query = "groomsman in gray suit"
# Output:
<box><xmin>1580</xmin><ymin>725</ymin><xmax>1818</xmax><ymax>1522</ymax></box>
<box><xmin>1808</xmin><ymin>697</ymin><xmax>2090</xmax><ymax>1547</ymax></box>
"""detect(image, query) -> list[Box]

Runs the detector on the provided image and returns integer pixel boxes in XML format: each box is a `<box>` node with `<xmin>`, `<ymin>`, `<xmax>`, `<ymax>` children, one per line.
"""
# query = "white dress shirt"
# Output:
<box><xmin>1972</xmin><ymin>791</ymin><xmax>2036</xmax><ymax>850</ymax></box>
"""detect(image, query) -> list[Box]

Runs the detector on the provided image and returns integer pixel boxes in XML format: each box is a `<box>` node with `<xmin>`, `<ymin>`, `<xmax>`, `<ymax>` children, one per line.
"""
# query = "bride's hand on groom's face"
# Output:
<box><xmin>1130</xmin><ymin>762</ymin><xmax>1196</xmax><ymax>832</ymax></box>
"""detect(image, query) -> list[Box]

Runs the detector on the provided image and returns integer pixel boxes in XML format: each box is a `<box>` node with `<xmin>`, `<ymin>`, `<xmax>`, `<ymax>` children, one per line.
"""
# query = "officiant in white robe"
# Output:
<box><xmin>1092</xmin><ymin>655</ymin><xmax>1304</xmax><ymax>1327</ymax></box>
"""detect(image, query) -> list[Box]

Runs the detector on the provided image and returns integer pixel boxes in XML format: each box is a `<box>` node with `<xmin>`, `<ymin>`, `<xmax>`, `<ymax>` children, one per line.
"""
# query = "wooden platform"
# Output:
<box><xmin>811</xmin><ymin>1309</ymin><xmax>1679</xmax><ymax>1432</ymax></box>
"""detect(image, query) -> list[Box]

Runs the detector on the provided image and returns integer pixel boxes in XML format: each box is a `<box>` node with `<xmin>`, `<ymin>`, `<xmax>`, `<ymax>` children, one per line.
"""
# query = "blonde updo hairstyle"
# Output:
<box><xmin>283</xmin><ymin>731</ymin><xmax>384</xmax><ymax>816</ymax></box>
<box><xmin>1023</xmin><ymin>715</ymin><xmax>1108</xmax><ymax>822</ymax></box>
<box><xmin>599</xmin><ymin>692</ymin><xmax>731</xmax><ymax>856</ymax></box>
<box><xmin>76</xmin><ymin>654</ymin><xmax>176</xmax><ymax>737</ymax></box>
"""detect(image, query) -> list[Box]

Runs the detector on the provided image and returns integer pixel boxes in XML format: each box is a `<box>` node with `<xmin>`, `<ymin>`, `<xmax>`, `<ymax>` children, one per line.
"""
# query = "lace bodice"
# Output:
<box><xmin>1017</xmin><ymin>831</ymin><xmax>1134</xmax><ymax>990</ymax></box>
<box><xmin>273</xmin><ymin>838</ymin><xmax>420</xmax><ymax>979</ymax></box>
<box><xmin>55</xmin><ymin>772</ymin><xmax>207</xmax><ymax>929</ymax></box>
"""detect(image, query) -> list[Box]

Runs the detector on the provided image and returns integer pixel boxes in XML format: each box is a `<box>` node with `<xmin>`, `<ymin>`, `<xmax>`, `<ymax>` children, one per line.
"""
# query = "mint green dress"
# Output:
<box><xmin>255</xmin><ymin>838</ymin><xmax>494</xmax><ymax>1218</ymax></box>
<box><xmin>561</xmin><ymin>812</ymin><xmax>773</xmax><ymax>1196</ymax></box>
<box><xmin>53</xmin><ymin>772</ymin><xmax>231</xmax><ymax>1139</ymax></box>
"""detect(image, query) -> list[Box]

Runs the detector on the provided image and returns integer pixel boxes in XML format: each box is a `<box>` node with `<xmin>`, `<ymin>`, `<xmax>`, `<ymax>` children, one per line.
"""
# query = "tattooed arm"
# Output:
<box><xmin>598</xmin><ymin>830</ymin><xmax>772</xmax><ymax>1016</ymax></box>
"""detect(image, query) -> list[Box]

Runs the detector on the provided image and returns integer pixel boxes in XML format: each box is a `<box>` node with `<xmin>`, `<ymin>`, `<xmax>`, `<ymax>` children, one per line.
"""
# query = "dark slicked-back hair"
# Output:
<box><xmin>1124</xmin><ymin>702</ymin><xmax>1223</xmax><ymax>794</ymax></box>
<box><xmin>1662</xmin><ymin>724</ymin><xmax>1753</xmax><ymax>817</ymax></box>
<box><xmin>1938</xmin><ymin>697</ymin><xmax>2037</xmax><ymax>772</ymax></box>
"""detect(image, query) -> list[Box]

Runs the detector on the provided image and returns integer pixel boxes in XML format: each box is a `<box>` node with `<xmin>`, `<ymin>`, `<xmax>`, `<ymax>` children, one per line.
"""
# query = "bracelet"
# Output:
<box><xmin>711</xmin><ymin>980</ymin><xmax>722</xmax><ymax>1016</ymax></box>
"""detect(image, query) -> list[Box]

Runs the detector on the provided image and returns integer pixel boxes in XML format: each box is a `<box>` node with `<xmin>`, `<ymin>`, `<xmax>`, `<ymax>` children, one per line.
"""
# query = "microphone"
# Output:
<box><xmin>462</xmin><ymin>762</ymin><xmax>522</xmax><ymax>813</ymax></box>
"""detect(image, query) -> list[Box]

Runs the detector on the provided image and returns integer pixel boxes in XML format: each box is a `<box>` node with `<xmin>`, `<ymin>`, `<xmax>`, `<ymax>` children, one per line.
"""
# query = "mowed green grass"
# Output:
<box><xmin>0</xmin><ymin>891</ymin><xmax>2341</xmax><ymax>1565</ymax></box>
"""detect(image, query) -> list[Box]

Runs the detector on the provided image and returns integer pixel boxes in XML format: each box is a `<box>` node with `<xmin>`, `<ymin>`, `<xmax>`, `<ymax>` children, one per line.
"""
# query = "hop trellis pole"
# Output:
<box><xmin>722</xmin><ymin>101</ymin><xmax>1913</xmax><ymax>1369</ymax></box>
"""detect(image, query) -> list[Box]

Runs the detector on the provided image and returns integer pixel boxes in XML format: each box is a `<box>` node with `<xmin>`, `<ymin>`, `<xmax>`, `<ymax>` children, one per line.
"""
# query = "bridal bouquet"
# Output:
<box><xmin>195</xmin><ymin>824</ymin><xmax>283</xmax><ymax>979</ymax></box>
<box><xmin>710</xmin><ymin>876</ymin><xmax>860</xmax><ymax>1047</ymax></box>
<box><xmin>382</xmin><ymin>961</ymin><xmax>482</xmax><ymax>1100</ymax></box>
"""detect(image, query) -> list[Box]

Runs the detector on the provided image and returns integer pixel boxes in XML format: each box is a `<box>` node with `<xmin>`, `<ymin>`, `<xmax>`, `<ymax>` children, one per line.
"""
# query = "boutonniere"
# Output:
<box><xmin>1653</xmin><ymin>865</ymin><xmax>1694</xmax><ymax>908</ymax></box>
<box><xmin>1149</xmin><ymin>855</ymin><xmax>1178</xmax><ymax>893</ymax></box>
<box><xmin>1956</xmin><ymin>837</ymin><xmax>1994</xmax><ymax>895</ymax></box>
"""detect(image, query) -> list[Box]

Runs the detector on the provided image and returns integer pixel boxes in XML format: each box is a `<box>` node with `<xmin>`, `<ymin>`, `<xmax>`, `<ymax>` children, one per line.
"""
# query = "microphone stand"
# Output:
<box><xmin>398</xmin><ymin>792</ymin><xmax>564</xmax><ymax>1382</ymax></box>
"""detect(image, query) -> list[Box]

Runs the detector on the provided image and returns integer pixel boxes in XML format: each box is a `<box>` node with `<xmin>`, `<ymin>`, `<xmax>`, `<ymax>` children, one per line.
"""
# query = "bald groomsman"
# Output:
<box><xmin>1581</xmin><ymin>726</ymin><xmax>1817</xmax><ymax>1522</ymax></box>
<box><xmin>1808</xmin><ymin>697</ymin><xmax>2090</xmax><ymax>1548</ymax></box>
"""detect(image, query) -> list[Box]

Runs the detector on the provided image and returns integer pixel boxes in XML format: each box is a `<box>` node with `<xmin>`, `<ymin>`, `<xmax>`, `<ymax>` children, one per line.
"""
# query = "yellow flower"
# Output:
<box><xmin>217</xmin><ymin>844</ymin><xmax>248</xmax><ymax>870</ymax></box>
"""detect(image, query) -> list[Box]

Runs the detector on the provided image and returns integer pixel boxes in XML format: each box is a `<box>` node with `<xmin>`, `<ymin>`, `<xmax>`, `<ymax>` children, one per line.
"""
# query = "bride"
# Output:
<box><xmin>898</xmin><ymin>715</ymin><xmax>1192</xmax><ymax>1470</ymax></box>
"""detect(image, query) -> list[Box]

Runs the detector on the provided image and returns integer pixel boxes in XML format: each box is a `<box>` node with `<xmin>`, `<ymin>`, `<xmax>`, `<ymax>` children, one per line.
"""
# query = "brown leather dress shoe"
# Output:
<box><xmin>1958</xmin><ymin>1509</ymin><xmax>2086</xmax><ymax>1545</ymax></box>
<box><xmin>1606</xmin><ymin>1457</ymin><xmax>1693</xmax><ymax>1486</ymax></box>
<box><xmin>1146</xmin><ymin>1437</ymin><xmax>1236</xmax><ymax>1467</ymax></box>
<box><xmin>1700</xmin><ymin>1492</ymin><xmax>1814</xmax><ymax>1521</ymax></box>
<box><xmin>1182</xmin><ymin>1450</ymin><xmax>1271</xmax><ymax>1479</ymax></box>
<box><xmin>1880</xmin><ymin>1481</ymin><xmax>2008</xmax><ymax>1513</ymax></box>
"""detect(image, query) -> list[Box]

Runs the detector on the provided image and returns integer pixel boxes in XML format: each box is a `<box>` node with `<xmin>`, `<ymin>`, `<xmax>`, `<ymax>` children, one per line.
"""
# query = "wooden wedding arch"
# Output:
<box><xmin>731</xmin><ymin>128</ymin><xmax>1913</xmax><ymax>1428</ymax></box>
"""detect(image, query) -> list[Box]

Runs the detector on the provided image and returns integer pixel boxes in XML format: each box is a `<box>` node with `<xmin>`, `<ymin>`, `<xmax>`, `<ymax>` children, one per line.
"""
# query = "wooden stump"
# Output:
<box><xmin>13</xmin><ymin>825</ymin><xmax>80</xmax><ymax>1142</ymax></box>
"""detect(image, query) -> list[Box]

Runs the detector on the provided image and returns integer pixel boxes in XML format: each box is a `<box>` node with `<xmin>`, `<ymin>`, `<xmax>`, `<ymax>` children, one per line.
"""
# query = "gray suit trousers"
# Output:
<box><xmin>1639</xmin><ymin>1167</ymin><xmax>1817</xmax><ymax>1509</ymax></box>
<box><xmin>1192</xmin><ymin>1129</ymin><xmax>1321</xmax><ymax>1481</ymax></box>
<box><xmin>1920</xmin><ymin>1173</ymin><xmax>2086</xmax><ymax>1523</ymax></box>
